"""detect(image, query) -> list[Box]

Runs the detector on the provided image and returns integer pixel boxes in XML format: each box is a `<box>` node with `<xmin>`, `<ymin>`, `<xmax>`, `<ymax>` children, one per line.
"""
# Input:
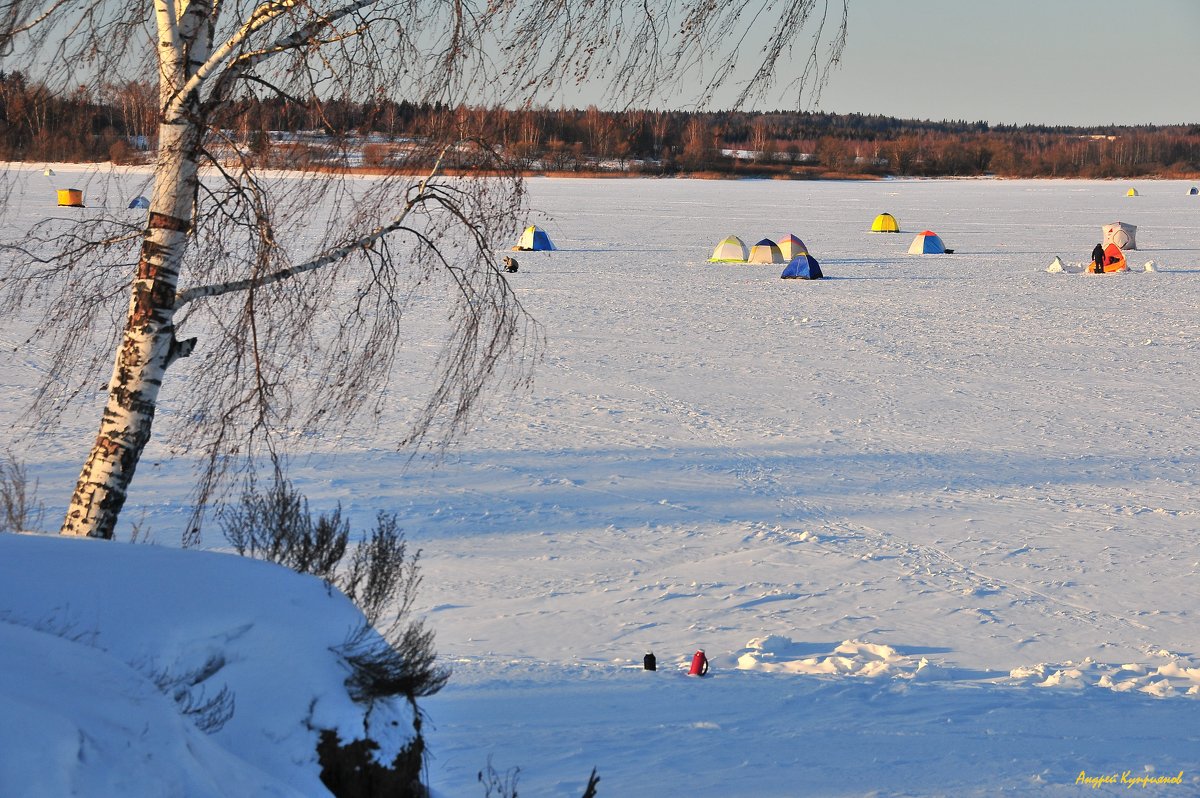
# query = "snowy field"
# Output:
<box><xmin>4</xmin><ymin>170</ymin><xmax>1200</xmax><ymax>796</ymax></box>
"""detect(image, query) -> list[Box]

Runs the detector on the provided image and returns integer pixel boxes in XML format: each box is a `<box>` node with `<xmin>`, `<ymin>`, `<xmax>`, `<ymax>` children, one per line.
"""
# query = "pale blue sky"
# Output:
<box><xmin>801</xmin><ymin>0</ymin><xmax>1200</xmax><ymax>126</ymax></box>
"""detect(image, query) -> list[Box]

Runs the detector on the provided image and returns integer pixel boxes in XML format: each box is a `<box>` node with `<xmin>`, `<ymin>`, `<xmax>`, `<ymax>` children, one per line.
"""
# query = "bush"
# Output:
<box><xmin>220</xmin><ymin>471</ymin><xmax>348</xmax><ymax>584</ymax></box>
<box><xmin>0</xmin><ymin>453</ymin><xmax>43</xmax><ymax>533</ymax></box>
<box><xmin>221</xmin><ymin>472</ymin><xmax>446</xmax><ymax>797</ymax></box>
<box><xmin>220</xmin><ymin>472</ymin><xmax>448</xmax><ymax>702</ymax></box>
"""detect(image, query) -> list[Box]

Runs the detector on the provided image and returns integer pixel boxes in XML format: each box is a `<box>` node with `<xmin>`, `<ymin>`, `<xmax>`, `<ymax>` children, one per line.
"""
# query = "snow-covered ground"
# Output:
<box><xmin>3</xmin><ymin>169</ymin><xmax>1200</xmax><ymax>795</ymax></box>
<box><xmin>0</xmin><ymin>533</ymin><xmax>418</xmax><ymax>797</ymax></box>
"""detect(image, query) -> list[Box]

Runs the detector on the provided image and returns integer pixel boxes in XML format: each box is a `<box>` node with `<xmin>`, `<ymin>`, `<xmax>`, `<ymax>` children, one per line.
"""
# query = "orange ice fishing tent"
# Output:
<box><xmin>1091</xmin><ymin>243</ymin><xmax>1128</xmax><ymax>273</ymax></box>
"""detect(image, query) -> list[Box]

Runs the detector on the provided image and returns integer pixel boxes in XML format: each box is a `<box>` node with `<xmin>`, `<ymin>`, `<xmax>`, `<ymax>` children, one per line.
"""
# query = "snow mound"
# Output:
<box><xmin>1008</xmin><ymin>655</ymin><xmax>1200</xmax><ymax>697</ymax></box>
<box><xmin>735</xmin><ymin>636</ymin><xmax>941</xmax><ymax>680</ymax></box>
<box><xmin>0</xmin><ymin>532</ymin><xmax>419</xmax><ymax>796</ymax></box>
<box><xmin>1045</xmin><ymin>258</ymin><xmax>1088</xmax><ymax>273</ymax></box>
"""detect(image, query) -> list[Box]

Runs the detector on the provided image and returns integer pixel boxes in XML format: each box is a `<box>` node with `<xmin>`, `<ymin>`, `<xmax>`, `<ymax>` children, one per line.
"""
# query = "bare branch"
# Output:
<box><xmin>200</xmin><ymin>0</ymin><xmax>376</xmax><ymax>112</ymax></box>
<box><xmin>168</xmin><ymin>0</ymin><xmax>300</xmax><ymax>118</ymax></box>
<box><xmin>176</xmin><ymin>146</ymin><xmax>449</xmax><ymax>307</ymax></box>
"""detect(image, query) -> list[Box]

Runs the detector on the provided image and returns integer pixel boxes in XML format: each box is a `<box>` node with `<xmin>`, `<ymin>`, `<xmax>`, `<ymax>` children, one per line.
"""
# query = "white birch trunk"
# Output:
<box><xmin>60</xmin><ymin>3</ymin><xmax>209</xmax><ymax>538</ymax></box>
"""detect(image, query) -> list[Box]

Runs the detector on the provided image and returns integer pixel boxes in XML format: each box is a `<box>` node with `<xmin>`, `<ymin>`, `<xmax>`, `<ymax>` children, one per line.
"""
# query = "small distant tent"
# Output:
<box><xmin>776</xmin><ymin>234</ymin><xmax>807</xmax><ymax>260</ymax></box>
<box><xmin>1046</xmin><ymin>256</ymin><xmax>1066</xmax><ymax>273</ymax></box>
<box><xmin>709</xmin><ymin>235</ymin><xmax>748</xmax><ymax>263</ymax></box>
<box><xmin>1126</xmin><ymin>187</ymin><xmax>1139</xmax><ymax>197</ymax></box>
<box><xmin>128</xmin><ymin>196</ymin><xmax>150</xmax><ymax>209</ymax></box>
<box><xmin>781</xmin><ymin>253</ymin><xmax>823</xmax><ymax>280</ymax></box>
<box><xmin>907</xmin><ymin>230</ymin><xmax>946</xmax><ymax>255</ymax></box>
<box><xmin>513</xmin><ymin>225</ymin><xmax>555</xmax><ymax>251</ymax></box>
<box><xmin>1092</xmin><ymin>242</ymin><xmax>1128</xmax><ymax>273</ymax></box>
<box><xmin>747</xmin><ymin>238</ymin><xmax>784</xmax><ymax>264</ymax></box>
<box><xmin>1189</xmin><ymin>187</ymin><xmax>1199</xmax><ymax>195</ymax></box>
<box><xmin>43</xmin><ymin>168</ymin><xmax>55</xmax><ymax>177</ymax></box>
<box><xmin>1102</xmin><ymin>221</ymin><xmax>1137</xmax><ymax>250</ymax></box>
<box><xmin>870</xmin><ymin>212</ymin><xmax>899</xmax><ymax>233</ymax></box>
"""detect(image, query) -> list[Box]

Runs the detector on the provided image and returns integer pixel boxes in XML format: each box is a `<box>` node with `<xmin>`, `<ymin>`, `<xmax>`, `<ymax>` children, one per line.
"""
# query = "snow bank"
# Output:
<box><xmin>0</xmin><ymin>532</ymin><xmax>416</xmax><ymax>797</ymax></box>
<box><xmin>1009</xmin><ymin>654</ymin><xmax>1200</xmax><ymax>697</ymax></box>
<box><xmin>736</xmin><ymin>636</ymin><xmax>944</xmax><ymax>680</ymax></box>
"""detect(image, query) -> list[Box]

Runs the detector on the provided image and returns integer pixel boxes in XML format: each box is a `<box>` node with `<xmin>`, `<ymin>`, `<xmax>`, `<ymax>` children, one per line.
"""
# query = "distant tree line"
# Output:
<box><xmin>3</xmin><ymin>71</ymin><xmax>1199</xmax><ymax>178</ymax></box>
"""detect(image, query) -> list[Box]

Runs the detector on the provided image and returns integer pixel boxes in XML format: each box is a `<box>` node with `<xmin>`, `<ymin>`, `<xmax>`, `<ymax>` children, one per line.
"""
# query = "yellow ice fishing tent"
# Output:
<box><xmin>709</xmin><ymin>235</ymin><xmax>748</xmax><ymax>263</ymax></box>
<box><xmin>747</xmin><ymin>238</ymin><xmax>785</xmax><ymax>264</ymax></box>
<box><xmin>776</xmin><ymin>234</ymin><xmax>807</xmax><ymax>260</ymax></box>
<box><xmin>57</xmin><ymin>188</ymin><xmax>84</xmax><ymax>207</ymax></box>
<box><xmin>1126</xmin><ymin>187</ymin><xmax>1139</xmax><ymax>197</ymax></box>
<box><xmin>870</xmin><ymin>212</ymin><xmax>899</xmax><ymax>233</ymax></box>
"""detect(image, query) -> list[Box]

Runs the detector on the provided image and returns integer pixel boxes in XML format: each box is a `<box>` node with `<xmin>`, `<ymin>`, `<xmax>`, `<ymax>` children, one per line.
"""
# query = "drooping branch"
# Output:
<box><xmin>175</xmin><ymin>147</ymin><xmax>450</xmax><ymax>308</ymax></box>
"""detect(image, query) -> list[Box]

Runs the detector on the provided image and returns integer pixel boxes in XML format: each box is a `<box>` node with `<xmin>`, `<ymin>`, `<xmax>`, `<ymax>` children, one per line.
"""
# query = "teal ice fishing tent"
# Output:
<box><xmin>781</xmin><ymin>253</ymin><xmax>823</xmax><ymax>280</ymax></box>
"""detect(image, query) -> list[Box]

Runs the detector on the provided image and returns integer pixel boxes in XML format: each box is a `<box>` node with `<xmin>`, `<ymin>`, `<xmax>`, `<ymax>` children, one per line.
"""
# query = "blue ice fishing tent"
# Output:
<box><xmin>128</xmin><ymin>196</ymin><xmax>150</xmax><ymax>209</ymax></box>
<box><xmin>781</xmin><ymin>252</ymin><xmax>823</xmax><ymax>280</ymax></box>
<box><xmin>513</xmin><ymin>225</ymin><xmax>556</xmax><ymax>251</ymax></box>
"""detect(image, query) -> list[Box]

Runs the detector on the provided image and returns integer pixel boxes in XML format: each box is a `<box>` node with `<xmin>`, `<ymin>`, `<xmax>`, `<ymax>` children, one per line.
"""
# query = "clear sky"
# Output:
<box><xmin>796</xmin><ymin>0</ymin><xmax>1200</xmax><ymax>126</ymax></box>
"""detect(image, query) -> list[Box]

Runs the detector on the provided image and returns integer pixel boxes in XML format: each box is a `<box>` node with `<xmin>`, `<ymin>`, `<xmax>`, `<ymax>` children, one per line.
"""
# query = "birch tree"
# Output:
<box><xmin>0</xmin><ymin>0</ymin><xmax>846</xmax><ymax>542</ymax></box>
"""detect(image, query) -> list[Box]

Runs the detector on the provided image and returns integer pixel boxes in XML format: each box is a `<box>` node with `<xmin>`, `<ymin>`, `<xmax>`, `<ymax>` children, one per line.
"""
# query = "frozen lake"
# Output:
<box><xmin>4</xmin><ymin>171</ymin><xmax>1200</xmax><ymax>796</ymax></box>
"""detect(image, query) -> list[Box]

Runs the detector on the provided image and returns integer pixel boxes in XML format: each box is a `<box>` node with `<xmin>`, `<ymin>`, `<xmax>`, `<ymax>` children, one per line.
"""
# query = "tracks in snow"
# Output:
<box><xmin>555</xmin><ymin>357</ymin><xmax>1158</xmax><ymax>653</ymax></box>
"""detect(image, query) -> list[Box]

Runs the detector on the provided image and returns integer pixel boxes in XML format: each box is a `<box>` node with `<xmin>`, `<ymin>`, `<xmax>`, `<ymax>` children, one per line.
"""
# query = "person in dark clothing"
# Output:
<box><xmin>1091</xmin><ymin>243</ymin><xmax>1105</xmax><ymax>273</ymax></box>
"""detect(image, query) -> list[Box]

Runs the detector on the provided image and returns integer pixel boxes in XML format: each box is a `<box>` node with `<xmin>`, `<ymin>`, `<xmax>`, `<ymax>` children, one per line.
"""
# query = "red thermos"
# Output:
<box><xmin>688</xmin><ymin>649</ymin><xmax>709</xmax><ymax>676</ymax></box>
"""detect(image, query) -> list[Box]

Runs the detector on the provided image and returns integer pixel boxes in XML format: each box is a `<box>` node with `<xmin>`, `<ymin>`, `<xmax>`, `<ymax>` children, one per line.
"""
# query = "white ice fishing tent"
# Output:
<box><xmin>1102</xmin><ymin>222</ymin><xmax>1137</xmax><ymax>250</ymax></box>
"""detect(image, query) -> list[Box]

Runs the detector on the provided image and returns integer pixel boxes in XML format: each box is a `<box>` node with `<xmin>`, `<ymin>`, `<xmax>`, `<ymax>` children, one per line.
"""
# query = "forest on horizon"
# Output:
<box><xmin>3</xmin><ymin>73</ymin><xmax>1199</xmax><ymax>179</ymax></box>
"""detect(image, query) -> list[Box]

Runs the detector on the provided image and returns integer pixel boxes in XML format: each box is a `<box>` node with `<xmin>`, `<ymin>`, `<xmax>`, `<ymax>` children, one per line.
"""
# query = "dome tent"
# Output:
<box><xmin>128</xmin><ymin>196</ymin><xmax>150</xmax><ymax>209</ymax></box>
<box><xmin>908</xmin><ymin>230</ymin><xmax>946</xmax><ymax>255</ymax></box>
<box><xmin>776</xmin><ymin>234</ymin><xmax>807</xmax><ymax>260</ymax></box>
<box><xmin>747</xmin><ymin>238</ymin><xmax>784</xmax><ymax>264</ymax></box>
<box><xmin>1102</xmin><ymin>221</ymin><xmax>1137</xmax><ymax>250</ymax></box>
<box><xmin>781</xmin><ymin>253</ymin><xmax>823</xmax><ymax>280</ymax></box>
<box><xmin>870</xmin><ymin>212</ymin><xmax>900</xmax><ymax>233</ymax></box>
<box><xmin>1091</xmin><ymin>243</ymin><xmax>1128</xmax><ymax>273</ymax></box>
<box><xmin>1189</xmin><ymin>187</ymin><xmax>1199</xmax><ymax>195</ymax></box>
<box><xmin>1126</xmin><ymin>187</ymin><xmax>1138</xmax><ymax>197</ymax></box>
<box><xmin>709</xmin><ymin>235</ymin><xmax>748</xmax><ymax>263</ymax></box>
<box><xmin>513</xmin><ymin>225</ymin><xmax>556</xmax><ymax>251</ymax></box>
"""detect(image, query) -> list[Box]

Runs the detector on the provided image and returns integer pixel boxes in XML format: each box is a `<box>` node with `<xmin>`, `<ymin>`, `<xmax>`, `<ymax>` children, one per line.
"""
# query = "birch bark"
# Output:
<box><xmin>60</xmin><ymin>2</ymin><xmax>209</xmax><ymax>538</ymax></box>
